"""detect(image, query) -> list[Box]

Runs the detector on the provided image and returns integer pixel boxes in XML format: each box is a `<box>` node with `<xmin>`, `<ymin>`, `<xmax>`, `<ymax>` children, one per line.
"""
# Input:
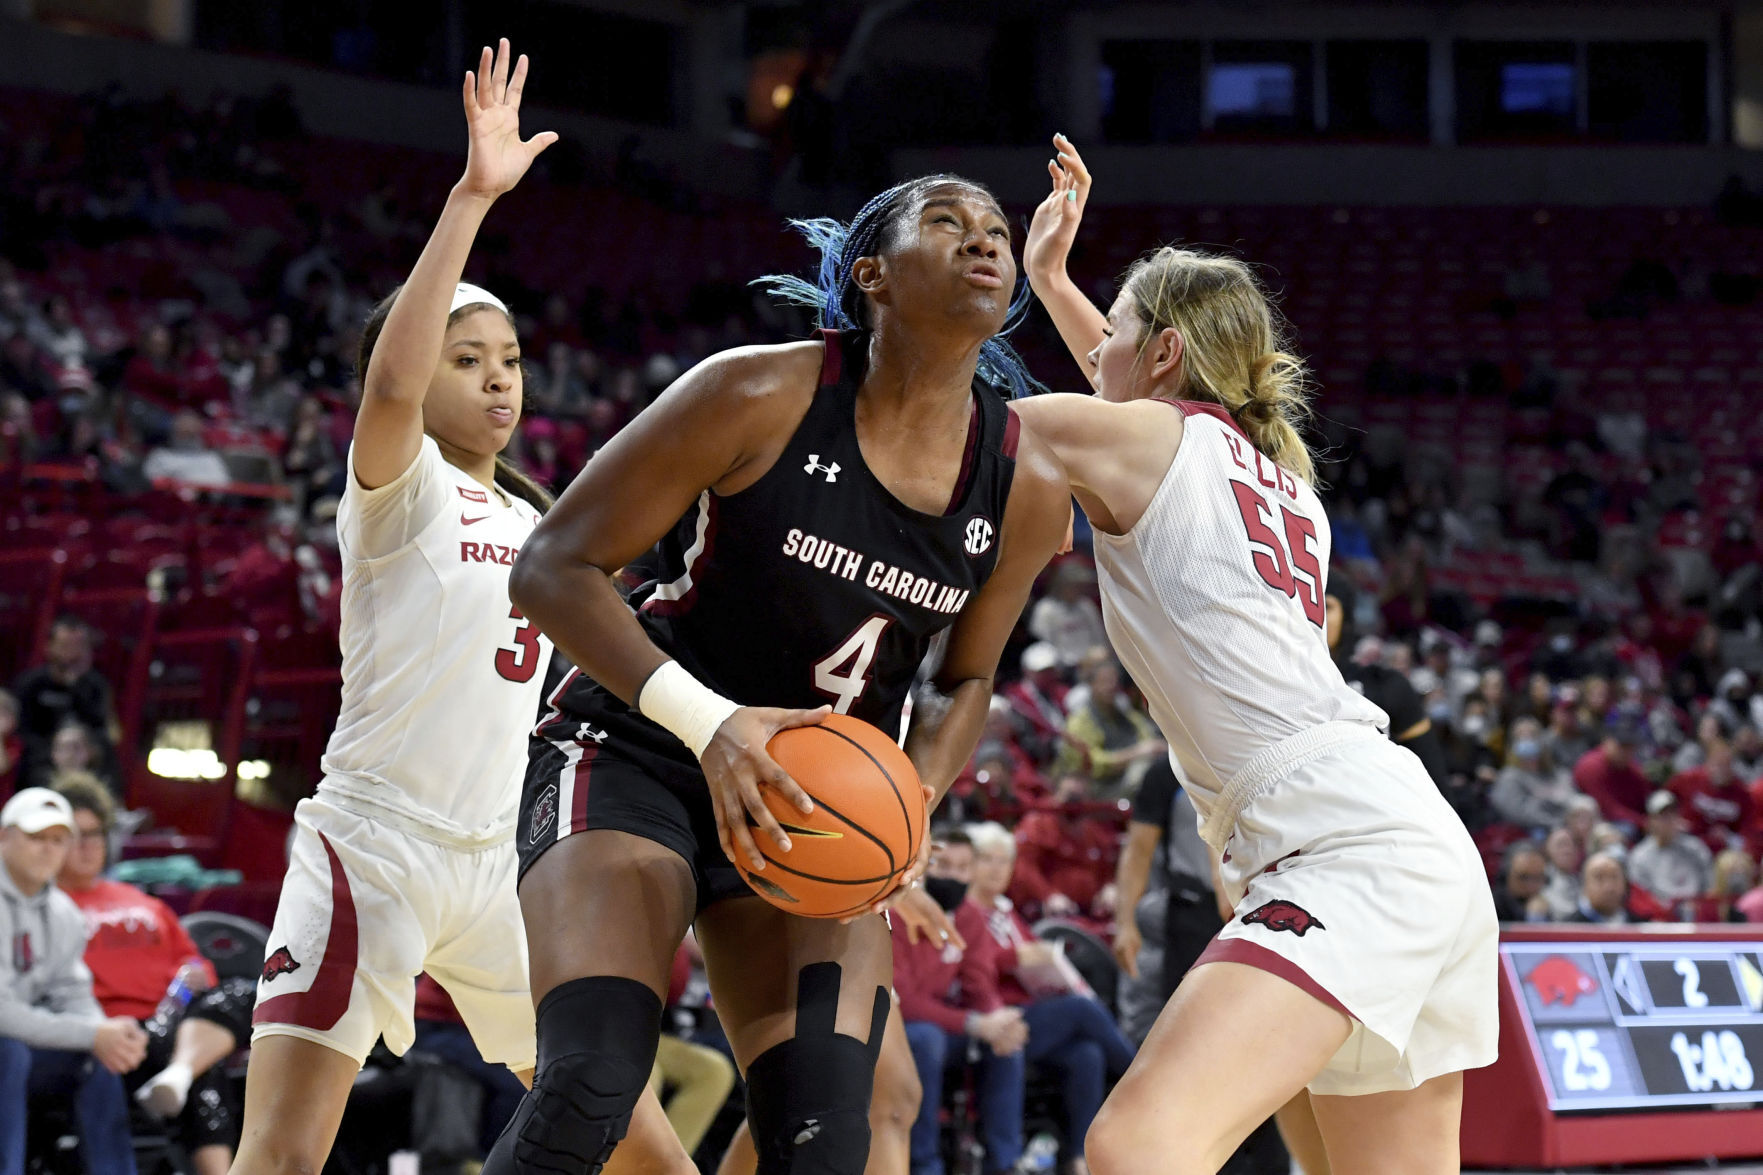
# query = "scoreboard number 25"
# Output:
<box><xmin>1550</xmin><ymin>1029</ymin><xmax>1613</xmax><ymax>1092</ymax></box>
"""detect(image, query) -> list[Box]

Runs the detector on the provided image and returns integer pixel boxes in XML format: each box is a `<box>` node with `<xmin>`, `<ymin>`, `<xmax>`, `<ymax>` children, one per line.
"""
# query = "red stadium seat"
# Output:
<box><xmin>0</xmin><ymin>548</ymin><xmax>67</xmax><ymax>682</ymax></box>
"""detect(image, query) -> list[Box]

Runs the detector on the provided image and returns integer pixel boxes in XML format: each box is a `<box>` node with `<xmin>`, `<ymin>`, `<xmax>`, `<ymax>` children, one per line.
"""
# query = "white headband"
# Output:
<box><xmin>451</xmin><ymin>282</ymin><xmax>509</xmax><ymax>316</ymax></box>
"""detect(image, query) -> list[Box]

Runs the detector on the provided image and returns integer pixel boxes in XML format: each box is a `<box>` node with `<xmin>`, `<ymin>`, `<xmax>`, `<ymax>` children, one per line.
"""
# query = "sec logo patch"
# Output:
<box><xmin>964</xmin><ymin>516</ymin><xmax>995</xmax><ymax>556</ymax></box>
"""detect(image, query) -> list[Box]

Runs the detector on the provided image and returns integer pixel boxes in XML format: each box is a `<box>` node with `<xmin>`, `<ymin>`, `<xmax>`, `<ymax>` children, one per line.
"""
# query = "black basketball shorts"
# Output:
<box><xmin>516</xmin><ymin>676</ymin><xmax>754</xmax><ymax>910</ymax></box>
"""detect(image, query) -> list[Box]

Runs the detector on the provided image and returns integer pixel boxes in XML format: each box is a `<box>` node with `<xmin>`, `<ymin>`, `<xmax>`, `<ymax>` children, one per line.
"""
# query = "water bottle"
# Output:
<box><xmin>145</xmin><ymin>962</ymin><xmax>204</xmax><ymax>1034</ymax></box>
<box><xmin>1018</xmin><ymin>1131</ymin><xmax>1059</xmax><ymax>1173</ymax></box>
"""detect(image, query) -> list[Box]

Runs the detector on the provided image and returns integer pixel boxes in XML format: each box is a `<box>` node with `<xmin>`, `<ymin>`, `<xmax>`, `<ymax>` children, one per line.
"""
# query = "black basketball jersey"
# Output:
<box><xmin>542</xmin><ymin>329</ymin><xmax>1021</xmax><ymax>742</ymax></box>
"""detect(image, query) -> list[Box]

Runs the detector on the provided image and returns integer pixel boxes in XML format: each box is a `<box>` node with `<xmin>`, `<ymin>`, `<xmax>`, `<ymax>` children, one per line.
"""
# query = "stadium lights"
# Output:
<box><xmin>145</xmin><ymin>747</ymin><xmax>271</xmax><ymax>781</ymax></box>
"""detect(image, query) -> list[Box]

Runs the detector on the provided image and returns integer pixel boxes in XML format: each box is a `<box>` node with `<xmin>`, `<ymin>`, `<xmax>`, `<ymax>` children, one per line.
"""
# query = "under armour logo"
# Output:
<box><xmin>964</xmin><ymin>516</ymin><xmax>995</xmax><ymax>556</ymax></box>
<box><xmin>575</xmin><ymin>722</ymin><xmax>609</xmax><ymax>744</ymax></box>
<box><xmin>793</xmin><ymin>1120</ymin><xmax>822</xmax><ymax>1146</ymax></box>
<box><xmin>804</xmin><ymin>455</ymin><xmax>840</xmax><ymax>483</ymax></box>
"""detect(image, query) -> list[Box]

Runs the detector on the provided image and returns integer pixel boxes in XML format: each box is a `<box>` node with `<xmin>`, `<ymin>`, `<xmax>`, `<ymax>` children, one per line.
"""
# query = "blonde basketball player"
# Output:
<box><xmin>1011</xmin><ymin>137</ymin><xmax>1497</xmax><ymax>1175</ymax></box>
<box><xmin>231</xmin><ymin>41</ymin><xmax>691</xmax><ymax>1175</ymax></box>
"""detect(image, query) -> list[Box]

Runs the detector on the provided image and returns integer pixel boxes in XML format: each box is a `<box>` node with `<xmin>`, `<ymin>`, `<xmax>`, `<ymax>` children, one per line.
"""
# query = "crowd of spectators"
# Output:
<box><xmin>10</xmin><ymin>80</ymin><xmax>1763</xmax><ymax>1175</ymax></box>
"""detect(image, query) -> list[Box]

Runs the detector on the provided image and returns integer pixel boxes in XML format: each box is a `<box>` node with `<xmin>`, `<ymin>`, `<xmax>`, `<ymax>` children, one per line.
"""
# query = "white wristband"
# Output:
<box><xmin>637</xmin><ymin>660</ymin><xmax>742</xmax><ymax>759</ymax></box>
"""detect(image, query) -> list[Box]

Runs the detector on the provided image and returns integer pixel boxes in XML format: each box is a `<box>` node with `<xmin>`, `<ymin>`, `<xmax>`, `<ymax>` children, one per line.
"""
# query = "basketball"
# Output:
<box><xmin>734</xmin><ymin>714</ymin><xmax>928</xmax><ymax>918</ymax></box>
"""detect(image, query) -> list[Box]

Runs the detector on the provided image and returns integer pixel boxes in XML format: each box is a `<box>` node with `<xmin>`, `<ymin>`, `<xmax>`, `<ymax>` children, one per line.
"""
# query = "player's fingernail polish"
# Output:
<box><xmin>1067</xmin><ymin>190</ymin><xmax>1077</xmax><ymax>202</ymax></box>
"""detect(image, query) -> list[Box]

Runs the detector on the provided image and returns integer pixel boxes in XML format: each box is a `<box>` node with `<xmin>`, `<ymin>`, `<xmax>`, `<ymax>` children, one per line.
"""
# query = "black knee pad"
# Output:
<box><xmin>485</xmin><ymin>976</ymin><xmax>662</xmax><ymax>1175</ymax></box>
<box><xmin>746</xmin><ymin>962</ymin><xmax>888</xmax><ymax>1175</ymax></box>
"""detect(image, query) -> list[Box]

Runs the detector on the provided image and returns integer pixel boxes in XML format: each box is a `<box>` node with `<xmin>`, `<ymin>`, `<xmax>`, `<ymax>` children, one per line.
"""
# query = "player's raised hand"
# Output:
<box><xmin>700</xmin><ymin>704</ymin><xmax>829</xmax><ymax>872</ymax></box>
<box><xmin>459</xmin><ymin>38</ymin><xmax>558</xmax><ymax>200</ymax></box>
<box><xmin>1023</xmin><ymin>133</ymin><xmax>1093</xmax><ymax>294</ymax></box>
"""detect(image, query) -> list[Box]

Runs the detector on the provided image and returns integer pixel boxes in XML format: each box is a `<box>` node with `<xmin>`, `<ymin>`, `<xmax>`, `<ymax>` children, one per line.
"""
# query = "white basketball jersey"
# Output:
<box><xmin>321</xmin><ymin>436</ymin><xmax>551</xmax><ymax>841</ymax></box>
<box><xmin>1091</xmin><ymin>401</ymin><xmax>1386</xmax><ymax>827</ymax></box>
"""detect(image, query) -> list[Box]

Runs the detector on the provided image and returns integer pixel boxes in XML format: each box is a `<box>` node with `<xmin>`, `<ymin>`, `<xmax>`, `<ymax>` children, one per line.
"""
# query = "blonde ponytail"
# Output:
<box><xmin>1122</xmin><ymin>247</ymin><xmax>1316</xmax><ymax>486</ymax></box>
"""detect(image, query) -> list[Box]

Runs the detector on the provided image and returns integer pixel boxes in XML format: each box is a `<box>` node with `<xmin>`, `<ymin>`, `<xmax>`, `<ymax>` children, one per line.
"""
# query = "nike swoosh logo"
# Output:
<box><xmin>776</xmin><ymin>821</ymin><xmax>843</xmax><ymax>840</ymax></box>
<box><xmin>461</xmin><ymin>514</ymin><xmax>491</xmax><ymax>525</ymax></box>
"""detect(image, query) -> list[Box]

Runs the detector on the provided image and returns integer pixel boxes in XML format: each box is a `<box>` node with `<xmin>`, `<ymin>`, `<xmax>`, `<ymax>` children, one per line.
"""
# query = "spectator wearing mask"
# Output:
<box><xmin>1028</xmin><ymin>562</ymin><xmax>1107</xmax><ymax>669</ymax></box>
<box><xmin>961</xmin><ymin>823</ymin><xmax>1135</xmax><ymax>1175</ymax></box>
<box><xmin>1710</xmin><ymin>670</ymin><xmax>1758</xmax><ymax>738</ymax></box>
<box><xmin>1439</xmin><ymin>695</ymin><xmax>1499</xmax><ymax>827</ymax></box>
<box><xmin>1668</xmin><ymin>738</ymin><xmax>1753</xmax><ymax>852</ymax></box>
<box><xmin>1001</xmin><ymin>642</ymin><xmax>1070</xmax><ymax>764</ymax></box>
<box><xmin>1325</xmin><ymin>577</ymin><xmax>1447</xmax><ymax>785</ymax></box>
<box><xmin>0</xmin><ymin>788</ymin><xmax>143</xmax><ymax>1175</ymax></box>
<box><xmin>1627</xmin><ymin>791</ymin><xmax>1714</xmax><ymax>905</ymax></box>
<box><xmin>895</xmin><ymin>839</ymin><xmax>1025</xmax><ymax>1175</ymax></box>
<box><xmin>1489</xmin><ymin>717</ymin><xmax>1581</xmax><ymax>831</ymax></box>
<box><xmin>1572</xmin><ymin>717</ymin><xmax>1652</xmax><ymax>829</ymax></box>
<box><xmin>1491</xmin><ymin>842</ymin><xmax>1550</xmax><ymax>923</ymax></box>
<box><xmin>1541</xmin><ymin>826</ymin><xmax>1585</xmax><ymax>920</ymax></box>
<box><xmin>1010</xmin><ymin>774</ymin><xmax>1118</xmax><ymax>923</ymax></box>
<box><xmin>1059</xmin><ymin>658</ymin><xmax>1163</xmax><ymax>794</ymax></box>
<box><xmin>10</xmin><ymin>617</ymin><xmax>115</xmax><ymax>793</ymax></box>
<box><xmin>1569</xmin><ymin>853</ymin><xmax>1634</xmax><ymax>924</ymax></box>
<box><xmin>142</xmin><ymin>410</ymin><xmax>229</xmax><ymax>489</ymax></box>
<box><xmin>54</xmin><ymin>776</ymin><xmax>251</xmax><ymax>1175</ymax></box>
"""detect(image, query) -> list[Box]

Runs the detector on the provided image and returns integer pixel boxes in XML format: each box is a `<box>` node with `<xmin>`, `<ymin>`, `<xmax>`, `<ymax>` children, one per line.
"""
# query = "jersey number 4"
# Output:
<box><xmin>495</xmin><ymin>606</ymin><xmax>543</xmax><ymax>683</ymax></box>
<box><xmin>813</xmin><ymin>615</ymin><xmax>892</xmax><ymax>714</ymax></box>
<box><xmin>1228</xmin><ymin>481</ymin><xmax>1324</xmax><ymax>627</ymax></box>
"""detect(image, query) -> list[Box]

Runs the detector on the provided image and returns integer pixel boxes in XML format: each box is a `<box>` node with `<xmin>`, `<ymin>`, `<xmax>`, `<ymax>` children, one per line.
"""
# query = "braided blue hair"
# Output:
<box><xmin>754</xmin><ymin>175</ymin><xmax>1043</xmax><ymax>399</ymax></box>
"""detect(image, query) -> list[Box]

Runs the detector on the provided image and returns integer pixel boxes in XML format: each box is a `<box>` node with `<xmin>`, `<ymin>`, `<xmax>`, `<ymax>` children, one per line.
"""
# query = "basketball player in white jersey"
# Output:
<box><xmin>230</xmin><ymin>42</ymin><xmax>694</xmax><ymax>1175</ymax></box>
<box><xmin>1008</xmin><ymin>137</ymin><xmax>1497</xmax><ymax>1174</ymax></box>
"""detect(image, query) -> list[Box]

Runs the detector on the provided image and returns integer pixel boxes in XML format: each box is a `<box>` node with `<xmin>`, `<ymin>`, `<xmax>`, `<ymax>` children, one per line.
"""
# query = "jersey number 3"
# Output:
<box><xmin>813</xmin><ymin>615</ymin><xmax>892</xmax><ymax>714</ymax></box>
<box><xmin>495</xmin><ymin>606</ymin><xmax>543</xmax><ymax>683</ymax></box>
<box><xmin>1228</xmin><ymin>481</ymin><xmax>1324</xmax><ymax>627</ymax></box>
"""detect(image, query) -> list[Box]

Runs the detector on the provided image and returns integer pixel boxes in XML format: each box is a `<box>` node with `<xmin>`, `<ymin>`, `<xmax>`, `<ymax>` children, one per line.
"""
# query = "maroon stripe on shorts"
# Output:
<box><xmin>1194</xmin><ymin>936</ymin><xmax>1355</xmax><ymax>1021</ymax></box>
<box><xmin>253</xmin><ymin>833</ymin><xmax>359</xmax><ymax>1031</ymax></box>
<box><xmin>568</xmin><ymin>744</ymin><xmax>599</xmax><ymax>835</ymax></box>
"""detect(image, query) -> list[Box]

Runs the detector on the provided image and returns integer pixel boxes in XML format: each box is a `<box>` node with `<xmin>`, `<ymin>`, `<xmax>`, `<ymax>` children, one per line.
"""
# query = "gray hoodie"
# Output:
<box><xmin>0</xmin><ymin>863</ymin><xmax>104</xmax><ymax>1050</ymax></box>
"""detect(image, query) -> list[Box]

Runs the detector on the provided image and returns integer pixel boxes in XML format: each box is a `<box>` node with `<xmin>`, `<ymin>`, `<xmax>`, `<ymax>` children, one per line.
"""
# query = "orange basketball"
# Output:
<box><xmin>735</xmin><ymin>714</ymin><xmax>928</xmax><ymax>918</ymax></box>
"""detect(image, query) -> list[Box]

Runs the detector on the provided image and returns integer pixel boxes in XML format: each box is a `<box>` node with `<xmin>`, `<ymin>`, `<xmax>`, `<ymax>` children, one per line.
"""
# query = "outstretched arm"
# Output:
<box><xmin>353</xmin><ymin>39</ymin><xmax>557</xmax><ymax>490</ymax></box>
<box><xmin>1012</xmin><ymin>394</ymin><xmax>1183</xmax><ymax>537</ymax></box>
<box><xmin>1023</xmin><ymin>134</ymin><xmax>1109</xmax><ymax>384</ymax></box>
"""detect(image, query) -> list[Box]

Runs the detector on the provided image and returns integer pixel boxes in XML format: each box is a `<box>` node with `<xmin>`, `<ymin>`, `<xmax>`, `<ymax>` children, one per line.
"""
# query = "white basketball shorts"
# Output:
<box><xmin>1200</xmin><ymin>729</ymin><xmax>1499</xmax><ymax>1096</ymax></box>
<box><xmin>251</xmin><ymin>791</ymin><xmax>536</xmax><ymax>1070</ymax></box>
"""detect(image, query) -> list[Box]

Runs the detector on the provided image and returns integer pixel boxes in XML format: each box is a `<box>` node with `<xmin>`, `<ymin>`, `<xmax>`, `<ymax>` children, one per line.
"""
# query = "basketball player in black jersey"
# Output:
<box><xmin>488</xmin><ymin>176</ymin><xmax>1070</xmax><ymax>1175</ymax></box>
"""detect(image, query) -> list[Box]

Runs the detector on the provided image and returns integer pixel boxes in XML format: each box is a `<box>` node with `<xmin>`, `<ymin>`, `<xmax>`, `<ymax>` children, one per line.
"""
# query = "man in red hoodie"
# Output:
<box><xmin>55</xmin><ymin>776</ymin><xmax>252</xmax><ymax>1175</ymax></box>
<box><xmin>1009</xmin><ymin>774</ymin><xmax>1119</xmax><ymax>923</ymax></box>
<box><xmin>1572</xmin><ymin>718</ymin><xmax>1652</xmax><ymax>829</ymax></box>
<box><xmin>1668</xmin><ymin>738</ymin><xmax>1754</xmax><ymax>852</ymax></box>
<box><xmin>893</xmin><ymin>836</ymin><xmax>1026</xmax><ymax>1175</ymax></box>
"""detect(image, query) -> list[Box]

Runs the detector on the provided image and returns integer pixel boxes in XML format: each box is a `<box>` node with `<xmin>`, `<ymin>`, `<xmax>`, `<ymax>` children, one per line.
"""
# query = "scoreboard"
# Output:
<box><xmin>1463</xmin><ymin>926</ymin><xmax>1763</xmax><ymax>1169</ymax></box>
<box><xmin>1507</xmin><ymin>940</ymin><xmax>1763</xmax><ymax>1110</ymax></box>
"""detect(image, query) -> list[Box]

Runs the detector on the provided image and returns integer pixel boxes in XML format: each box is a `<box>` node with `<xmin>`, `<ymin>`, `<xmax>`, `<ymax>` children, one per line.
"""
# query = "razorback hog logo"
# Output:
<box><xmin>261</xmin><ymin>947</ymin><xmax>302</xmax><ymax>983</ymax></box>
<box><xmin>1526</xmin><ymin>955</ymin><xmax>1597</xmax><ymax>1007</ymax></box>
<box><xmin>1241</xmin><ymin>900</ymin><xmax>1324</xmax><ymax>936</ymax></box>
